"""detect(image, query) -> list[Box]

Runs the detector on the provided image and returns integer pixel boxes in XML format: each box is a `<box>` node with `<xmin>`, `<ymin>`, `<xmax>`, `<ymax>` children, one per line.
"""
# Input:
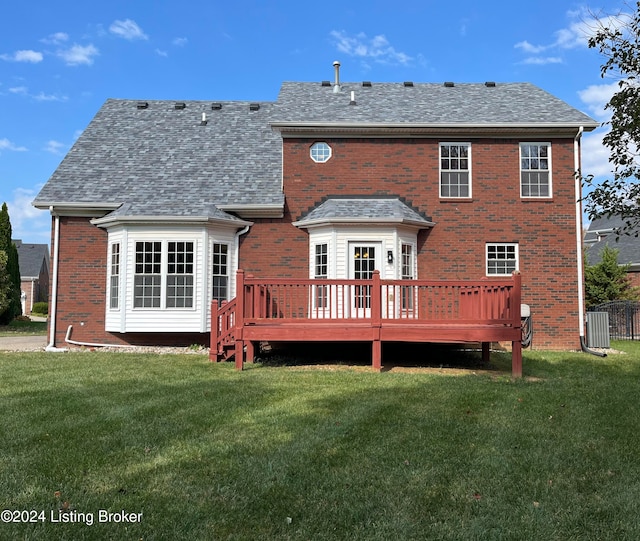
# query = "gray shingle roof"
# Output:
<box><xmin>273</xmin><ymin>82</ymin><xmax>598</xmax><ymax>127</ymax></box>
<box><xmin>34</xmin><ymin>99</ymin><xmax>284</xmax><ymax>218</ymax></box>
<box><xmin>14</xmin><ymin>240</ymin><xmax>49</xmax><ymax>278</ymax></box>
<box><xmin>294</xmin><ymin>197</ymin><xmax>434</xmax><ymax>228</ymax></box>
<box><xmin>585</xmin><ymin>216</ymin><xmax>640</xmax><ymax>266</ymax></box>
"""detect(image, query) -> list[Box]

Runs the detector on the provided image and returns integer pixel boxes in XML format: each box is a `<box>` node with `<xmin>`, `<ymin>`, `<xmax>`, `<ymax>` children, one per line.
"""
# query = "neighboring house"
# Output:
<box><xmin>585</xmin><ymin>215</ymin><xmax>640</xmax><ymax>288</ymax></box>
<box><xmin>33</xmin><ymin>64</ymin><xmax>598</xmax><ymax>352</ymax></box>
<box><xmin>13</xmin><ymin>240</ymin><xmax>50</xmax><ymax>315</ymax></box>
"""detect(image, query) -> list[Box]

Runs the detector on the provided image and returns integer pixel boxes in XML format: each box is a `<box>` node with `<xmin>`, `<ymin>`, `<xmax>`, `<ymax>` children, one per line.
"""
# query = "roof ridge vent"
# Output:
<box><xmin>211</xmin><ymin>102</ymin><xmax>222</xmax><ymax>110</ymax></box>
<box><xmin>362</xmin><ymin>81</ymin><xmax>372</xmax><ymax>87</ymax></box>
<box><xmin>174</xmin><ymin>102</ymin><xmax>186</xmax><ymax>110</ymax></box>
<box><xmin>444</xmin><ymin>81</ymin><xmax>454</xmax><ymax>88</ymax></box>
<box><xmin>321</xmin><ymin>80</ymin><xmax>331</xmax><ymax>87</ymax></box>
<box><xmin>249</xmin><ymin>103</ymin><xmax>260</xmax><ymax>111</ymax></box>
<box><xmin>403</xmin><ymin>81</ymin><xmax>414</xmax><ymax>87</ymax></box>
<box><xmin>485</xmin><ymin>81</ymin><xmax>496</xmax><ymax>87</ymax></box>
<box><xmin>136</xmin><ymin>101</ymin><xmax>149</xmax><ymax>109</ymax></box>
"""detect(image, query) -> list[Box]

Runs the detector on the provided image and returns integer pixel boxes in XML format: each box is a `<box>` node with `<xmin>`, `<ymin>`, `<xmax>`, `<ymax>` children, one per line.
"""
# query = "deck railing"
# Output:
<box><xmin>238</xmin><ymin>271</ymin><xmax>520</xmax><ymax>325</ymax></box>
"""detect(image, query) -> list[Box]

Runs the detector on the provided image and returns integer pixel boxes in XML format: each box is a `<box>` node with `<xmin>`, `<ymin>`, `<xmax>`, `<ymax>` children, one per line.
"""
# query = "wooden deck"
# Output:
<box><xmin>211</xmin><ymin>270</ymin><xmax>523</xmax><ymax>377</ymax></box>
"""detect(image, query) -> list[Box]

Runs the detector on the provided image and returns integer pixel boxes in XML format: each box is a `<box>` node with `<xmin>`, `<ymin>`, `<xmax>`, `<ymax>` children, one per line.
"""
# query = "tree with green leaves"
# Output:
<box><xmin>0</xmin><ymin>251</ymin><xmax>11</xmax><ymax>317</ymax></box>
<box><xmin>584</xmin><ymin>2</ymin><xmax>640</xmax><ymax>235</ymax></box>
<box><xmin>0</xmin><ymin>202</ymin><xmax>21</xmax><ymax>323</ymax></box>
<box><xmin>585</xmin><ymin>245</ymin><xmax>640</xmax><ymax>308</ymax></box>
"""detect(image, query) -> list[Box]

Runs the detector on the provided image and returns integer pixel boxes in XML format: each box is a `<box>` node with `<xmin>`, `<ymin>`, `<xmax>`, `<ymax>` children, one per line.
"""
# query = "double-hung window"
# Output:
<box><xmin>520</xmin><ymin>143</ymin><xmax>551</xmax><ymax>197</ymax></box>
<box><xmin>134</xmin><ymin>242</ymin><xmax>162</xmax><ymax>308</ymax></box>
<box><xmin>109</xmin><ymin>243</ymin><xmax>120</xmax><ymax>309</ymax></box>
<box><xmin>212</xmin><ymin>243</ymin><xmax>228</xmax><ymax>304</ymax></box>
<box><xmin>486</xmin><ymin>243</ymin><xmax>519</xmax><ymax>276</ymax></box>
<box><xmin>314</xmin><ymin>243</ymin><xmax>328</xmax><ymax>308</ymax></box>
<box><xmin>166</xmin><ymin>241</ymin><xmax>194</xmax><ymax>308</ymax></box>
<box><xmin>133</xmin><ymin>240</ymin><xmax>195</xmax><ymax>309</ymax></box>
<box><xmin>440</xmin><ymin>143</ymin><xmax>471</xmax><ymax>198</ymax></box>
<box><xmin>401</xmin><ymin>244</ymin><xmax>414</xmax><ymax>310</ymax></box>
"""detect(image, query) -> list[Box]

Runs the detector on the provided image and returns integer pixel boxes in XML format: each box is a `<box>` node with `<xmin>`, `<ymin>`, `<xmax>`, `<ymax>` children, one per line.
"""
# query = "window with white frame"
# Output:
<box><xmin>440</xmin><ymin>143</ymin><xmax>471</xmax><ymax>198</ymax></box>
<box><xmin>134</xmin><ymin>241</ymin><xmax>162</xmax><ymax>308</ymax></box>
<box><xmin>310</xmin><ymin>142</ymin><xmax>332</xmax><ymax>163</ymax></box>
<box><xmin>314</xmin><ymin>243</ymin><xmax>328</xmax><ymax>308</ymax></box>
<box><xmin>401</xmin><ymin>243</ymin><xmax>414</xmax><ymax>310</ymax></box>
<box><xmin>109</xmin><ymin>243</ymin><xmax>120</xmax><ymax>309</ymax></box>
<box><xmin>520</xmin><ymin>143</ymin><xmax>551</xmax><ymax>197</ymax></box>
<box><xmin>212</xmin><ymin>243</ymin><xmax>228</xmax><ymax>304</ymax></box>
<box><xmin>166</xmin><ymin>241</ymin><xmax>194</xmax><ymax>308</ymax></box>
<box><xmin>486</xmin><ymin>243</ymin><xmax>518</xmax><ymax>276</ymax></box>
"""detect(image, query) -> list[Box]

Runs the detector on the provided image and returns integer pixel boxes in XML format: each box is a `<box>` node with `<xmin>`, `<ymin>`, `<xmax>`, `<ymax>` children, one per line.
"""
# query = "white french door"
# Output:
<box><xmin>349</xmin><ymin>242</ymin><xmax>382</xmax><ymax>316</ymax></box>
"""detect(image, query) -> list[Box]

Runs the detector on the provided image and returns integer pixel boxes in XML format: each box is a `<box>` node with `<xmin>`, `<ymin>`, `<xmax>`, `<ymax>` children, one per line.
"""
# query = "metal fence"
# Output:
<box><xmin>589</xmin><ymin>301</ymin><xmax>640</xmax><ymax>340</ymax></box>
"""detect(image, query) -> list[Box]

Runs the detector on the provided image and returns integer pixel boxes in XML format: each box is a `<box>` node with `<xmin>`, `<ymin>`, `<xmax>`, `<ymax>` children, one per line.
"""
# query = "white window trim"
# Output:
<box><xmin>108</xmin><ymin>242</ymin><xmax>121</xmax><ymax>310</ymax></box>
<box><xmin>520</xmin><ymin>142</ymin><xmax>552</xmax><ymax>198</ymax></box>
<box><xmin>439</xmin><ymin>142</ymin><xmax>472</xmax><ymax>199</ymax></box>
<box><xmin>132</xmin><ymin>240</ymin><xmax>196</xmax><ymax>311</ymax></box>
<box><xmin>486</xmin><ymin>242</ymin><xmax>519</xmax><ymax>277</ymax></box>
<box><xmin>310</xmin><ymin>142</ymin><xmax>332</xmax><ymax>163</ymax></box>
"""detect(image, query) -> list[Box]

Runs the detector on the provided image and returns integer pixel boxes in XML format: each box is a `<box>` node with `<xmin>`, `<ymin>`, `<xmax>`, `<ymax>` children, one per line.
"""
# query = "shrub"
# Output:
<box><xmin>32</xmin><ymin>302</ymin><xmax>49</xmax><ymax>315</ymax></box>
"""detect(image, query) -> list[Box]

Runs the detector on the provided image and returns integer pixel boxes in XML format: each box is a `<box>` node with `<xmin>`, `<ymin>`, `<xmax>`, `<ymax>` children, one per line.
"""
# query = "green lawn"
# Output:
<box><xmin>1</xmin><ymin>344</ymin><xmax>640</xmax><ymax>540</ymax></box>
<box><xmin>0</xmin><ymin>319</ymin><xmax>47</xmax><ymax>336</ymax></box>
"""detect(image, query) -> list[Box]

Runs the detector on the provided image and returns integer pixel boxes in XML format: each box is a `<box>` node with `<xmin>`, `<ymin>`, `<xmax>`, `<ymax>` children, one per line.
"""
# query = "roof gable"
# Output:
<box><xmin>14</xmin><ymin>240</ymin><xmax>49</xmax><ymax>278</ymax></box>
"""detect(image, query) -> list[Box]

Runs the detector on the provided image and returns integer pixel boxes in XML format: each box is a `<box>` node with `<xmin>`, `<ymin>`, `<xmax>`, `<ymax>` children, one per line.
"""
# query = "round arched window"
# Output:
<box><xmin>310</xmin><ymin>142</ymin><xmax>332</xmax><ymax>163</ymax></box>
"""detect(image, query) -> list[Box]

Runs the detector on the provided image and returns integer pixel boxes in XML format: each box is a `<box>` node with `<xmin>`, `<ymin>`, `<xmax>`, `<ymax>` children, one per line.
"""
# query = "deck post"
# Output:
<box><xmin>210</xmin><ymin>299</ymin><xmax>219</xmax><ymax>362</ymax></box>
<box><xmin>482</xmin><ymin>342</ymin><xmax>490</xmax><ymax>364</ymax></box>
<box><xmin>512</xmin><ymin>339</ymin><xmax>522</xmax><ymax>378</ymax></box>
<box><xmin>371</xmin><ymin>270</ymin><xmax>382</xmax><ymax>371</ymax></box>
<box><xmin>235</xmin><ymin>269</ymin><xmax>245</xmax><ymax>371</ymax></box>
<box><xmin>246</xmin><ymin>341</ymin><xmax>255</xmax><ymax>363</ymax></box>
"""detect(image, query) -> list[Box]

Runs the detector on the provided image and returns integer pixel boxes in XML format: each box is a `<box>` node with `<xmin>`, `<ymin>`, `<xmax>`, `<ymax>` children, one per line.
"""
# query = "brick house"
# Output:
<box><xmin>13</xmin><ymin>240</ymin><xmax>49</xmax><ymax>315</ymax></box>
<box><xmin>33</xmin><ymin>64</ymin><xmax>598</xmax><ymax>354</ymax></box>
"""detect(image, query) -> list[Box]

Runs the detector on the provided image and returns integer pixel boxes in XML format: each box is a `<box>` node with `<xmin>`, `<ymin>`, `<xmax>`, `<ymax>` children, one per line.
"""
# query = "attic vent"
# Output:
<box><xmin>249</xmin><ymin>103</ymin><xmax>260</xmax><ymax>111</ymax></box>
<box><xmin>485</xmin><ymin>81</ymin><xmax>496</xmax><ymax>87</ymax></box>
<box><xmin>136</xmin><ymin>101</ymin><xmax>149</xmax><ymax>109</ymax></box>
<box><xmin>174</xmin><ymin>102</ymin><xmax>186</xmax><ymax>110</ymax></box>
<box><xmin>444</xmin><ymin>82</ymin><xmax>455</xmax><ymax>88</ymax></box>
<box><xmin>321</xmin><ymin>80</ymin><xmax>331</xmax><ymax>87</ymax></box>
<box><xmin>362</xmin><ymin>81</ymin><xmax>372</xmax><ymax>87</ymax></box>
<box><xmin>211</xmin><ymin>102</ymin><xmax>222</xmax><ymax>110</ymax></box>
<box><xmin>403</xmin><ymin>81</ymin><xmax>414</xmax><ymax>87</ymax></box>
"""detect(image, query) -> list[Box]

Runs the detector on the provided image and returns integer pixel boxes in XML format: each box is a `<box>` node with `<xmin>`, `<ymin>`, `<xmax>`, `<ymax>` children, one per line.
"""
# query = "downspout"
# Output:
<box><xmin>234</xmin><ymin>225</ymin><xmax>250</xmax><ymax>275</ymax></box>
<box><xmin>45</xmin><ymin>208</ymin><xmax>67</xmax><ymax>352</ymax></box>
<box><xmin>574</xmin><ymin>127</ymin><xmax>606</xmax><ymax>357</ymax></box>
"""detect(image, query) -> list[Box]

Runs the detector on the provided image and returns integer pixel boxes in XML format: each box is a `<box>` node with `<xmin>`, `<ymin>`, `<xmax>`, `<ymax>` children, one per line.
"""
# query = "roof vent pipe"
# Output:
<box><xmin>333</xmin><ymin>60</ymin><xmax>341</xmax><ymax>93</ymax></box>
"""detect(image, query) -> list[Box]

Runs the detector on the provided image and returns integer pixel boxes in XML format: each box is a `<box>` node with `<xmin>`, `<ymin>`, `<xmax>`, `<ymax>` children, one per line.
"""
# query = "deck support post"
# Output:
<box><xmin>511</xmin><ymin>339</ymin><xmax>522</xmax><ymax>378</ymax></box>
<box><xmin>246</xmin><ymin>341</ymin><xmax>255</xmax><ymax>363</ymax></box>
<box><xmin>371</xmin><ymin>271</ymin><xmax>382</xmax><ymax>372</ymax></box>
<box><xmin>482</xmin><ymin>342</ymin><xmax>490</xmax><ymax>364</ymax></box>
<box><xmin>234</xmin><ymin>269</ymin><xmax>245</xmax><ymax>371</ymax></box>
<box><xmin>210</xmin><ymin>299</ymin><xmax>219</xmax><ymax>362</ymax></box>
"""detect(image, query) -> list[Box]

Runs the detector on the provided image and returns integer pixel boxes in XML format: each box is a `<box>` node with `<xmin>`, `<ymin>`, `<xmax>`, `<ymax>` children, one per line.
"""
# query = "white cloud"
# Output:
<box><xmin>57</xmin><ymin>44</ymin><xmax>99</xmax><ymax>66</ymax></box>
<box><xmin>7</xmin><ymin>86</ymin><xmax>67</xmax><ymax>101</ymax></box>
<box><xmin>578</xmin><ymin>82</ymin><xmax>618</xmax><ymax>120</ymax></box>
<box><xmin>1</xmin><ymin>50</ymin><xmax>43</xmax><ymax>63</ymax></box>
<box><xmin>521</xmin><ymin>56</ymin><xmax>563</xmax><ymax>65</ymax></box>
<box><xmin>109</xmin><ymin>19</ymin><xmax>148</xmax><ymax>41</ymax></box>
<box><xmin>329</xmin><ymin>30</ymin><xmax>413</xmax><ymax>66</ymax></box>
<box><xmin>41</xmin><ymin>32</ymin><xmax>69</xmax><ymax>45</ymax></box>
<box><xmin>155</xmin><ymin>49</ymin><xmax>168</xmax><ymax>57</ymax></box>
<box><xmin>0</xmin><ymin>138</ymin><xmax>27</xmax><ymax>152</ymax></box>
<box><xmin>4</xmin><ymin>187</ymin><xmax>51</xmax><ymax>243</ymax></box>
<box><xmin>43</xmin><ymin>140</ymin><xmax>66</xmax><ymax>155</ymax></box>
<box><xmin>582</xmin><ymin>130</ymin><xmax>613</xmax><ymax>178</ymax></box>
<box><xmin>8</xmin><ymin>86</ymin><xmax>28</xmax><ymax>95</ymax></box>
<box><xmin>172</xmin><ymin>37</ymin><xmax>188</xmax><ymax>46</ymax></box>
<box><xmin>514</xmin><ymin>40</ymin><xmax>547</xmax><ymax>54</ymax></box>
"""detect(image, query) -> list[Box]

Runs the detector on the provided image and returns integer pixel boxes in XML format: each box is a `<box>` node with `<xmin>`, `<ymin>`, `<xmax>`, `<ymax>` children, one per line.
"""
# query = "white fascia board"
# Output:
<box><xmin>293</xmin><ymin>217</ymin><xmax>435</xmax><ymax>229</ymax></box>
<box><xmin>91</xmin><ymin>215</ymin><xmax>253</xmax><ymax>228</ymax></box>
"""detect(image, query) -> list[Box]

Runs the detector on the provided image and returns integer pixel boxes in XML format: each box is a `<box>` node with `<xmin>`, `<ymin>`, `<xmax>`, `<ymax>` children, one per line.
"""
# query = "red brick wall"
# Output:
<box><xmin>241</xmin><ymin>137</ymin><xmax>583</xmax><ymax>349</ymax></box>
<box><xmin>51</xmin><ymin>137</ymin><xmax>584</xmax><ymax>350</ymax></box>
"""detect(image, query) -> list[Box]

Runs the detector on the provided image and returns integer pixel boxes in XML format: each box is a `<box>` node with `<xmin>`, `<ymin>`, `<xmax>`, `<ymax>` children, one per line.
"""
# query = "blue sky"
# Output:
<box><xmin>0</xmin><ymin>0</ymin><xmax>627</xmax><ymax>244</ymax></box>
